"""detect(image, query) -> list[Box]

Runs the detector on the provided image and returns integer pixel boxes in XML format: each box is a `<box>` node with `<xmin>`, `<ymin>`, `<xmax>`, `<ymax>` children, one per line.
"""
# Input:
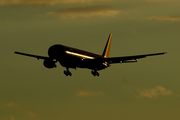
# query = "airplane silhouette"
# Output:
<box><xmin>15</xmin><ymin>34</ymin><xmax>166</xmax><ymax>76</ymax></box>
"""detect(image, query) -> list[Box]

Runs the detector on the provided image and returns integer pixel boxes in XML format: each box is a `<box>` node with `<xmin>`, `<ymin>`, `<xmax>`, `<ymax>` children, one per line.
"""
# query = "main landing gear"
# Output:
<box><xmin>91</xmin><ymin>70</ymin><xmax>99</xmax><ymax>77</ymax></box>
<box><xmin>63</xmin><ymin>68</ymin><xmax>99</xmax><ymax>77</ymax></box>
<box><xmin>64</xmin><ymin>68</ymin><xmax>72</xmax><ymax>76</ymax></box>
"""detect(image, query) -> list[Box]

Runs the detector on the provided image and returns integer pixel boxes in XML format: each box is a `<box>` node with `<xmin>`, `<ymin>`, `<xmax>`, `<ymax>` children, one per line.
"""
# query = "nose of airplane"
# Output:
<box><xmin>48</xmin><ymin>44</ymin><xmax>65</xmax><ymax>58</ymax></box>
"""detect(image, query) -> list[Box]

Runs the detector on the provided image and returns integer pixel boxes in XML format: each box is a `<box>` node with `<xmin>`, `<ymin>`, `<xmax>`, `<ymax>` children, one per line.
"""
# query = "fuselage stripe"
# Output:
<box><xmin>65</xmin><ymin>51</ymin><xmax>94</xmax><ymax>59</ymax></box>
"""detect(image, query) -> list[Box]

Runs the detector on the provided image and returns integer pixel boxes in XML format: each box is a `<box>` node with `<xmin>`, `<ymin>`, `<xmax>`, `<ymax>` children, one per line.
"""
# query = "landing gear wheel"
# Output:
<box><xmin>64</xmin><ymin>70</ymin><xmax>72</xmax><ymax>76</ymax></box>
<box><xmin>91</xmin><ymin>70</ymin><xmax>99</xmax><ymax>77</ymax></box>
<box><xmin>91</xmin><ymin>71</ymin><xmax>96</xmax><ymax>76</ymax></box>
<box><xmin>96</xmin><ymin>72</ymin><xmax>99</xmax><ymax>76</ymax></box>
<box><xmin>69</xmin><ymin>72</ymin><xmax>72</xmax><ymax>76</ymax></box>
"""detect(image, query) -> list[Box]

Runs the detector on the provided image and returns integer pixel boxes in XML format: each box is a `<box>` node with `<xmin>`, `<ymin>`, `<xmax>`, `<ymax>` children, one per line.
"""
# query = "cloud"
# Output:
<box><xmin>46</xmin><ymin>5</ymin><xmax>123</xmax><ymax>19</ymax></box>
<box><xmin>139</xmin><ymin>86</ymin><xmax>172</xmax><ymax>98</ymax></box>
<box><xmin>145</xmin><ymin>16</ymin><xmax>180</xmax><ymax>22</ymax></box>
<box><xmin>10</xmin><ymin>116</ymin><xmax>15</xmax><ymax>120</ymax></box>
<box><xmin>1</xmin><ymin>116</ymin><xmax>15</xmax><ymax>120</ymax></box>
<box><xmin>0</xmin><ymin>0</ymin><xmax>114</xmax><ymax>6</ymax></box>
<box><xmin>76</xmin><ymin>88</ymin><xmax>104</xmax><ymax>96</ymax></box>
<box><xmin>6</xmin><ymin>102</ymin><xmax>36</xmax><ymax>118</ymax></box>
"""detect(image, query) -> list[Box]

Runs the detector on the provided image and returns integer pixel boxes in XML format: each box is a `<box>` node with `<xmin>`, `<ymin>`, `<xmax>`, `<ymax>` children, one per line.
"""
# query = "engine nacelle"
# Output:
<box><xmin>43</xmin><ymin>59</ymin><xmax>56</xmax><ymax>68</ymax></box>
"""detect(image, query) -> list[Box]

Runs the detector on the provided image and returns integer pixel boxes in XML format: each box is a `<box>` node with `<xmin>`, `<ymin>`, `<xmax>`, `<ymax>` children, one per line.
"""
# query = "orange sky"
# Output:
<box><xmin>0</xmin><ymin>0</ymin><xmax>180</xmax><ymax>120</ymax></box>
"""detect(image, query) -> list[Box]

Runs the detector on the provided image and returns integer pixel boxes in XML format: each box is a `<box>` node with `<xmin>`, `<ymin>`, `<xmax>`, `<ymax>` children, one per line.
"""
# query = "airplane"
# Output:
<box><xmin>14</xmin><ymin>34</ymin><xmax>166</xmax><ymax>76</ymax></box>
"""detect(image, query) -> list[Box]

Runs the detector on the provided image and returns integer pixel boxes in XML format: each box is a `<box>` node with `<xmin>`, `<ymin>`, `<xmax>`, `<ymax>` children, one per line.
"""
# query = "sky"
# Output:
<box><xmin>0</xmin><ymin>0</ymin><xmax>180</xmax><ymax>120</ymax></box>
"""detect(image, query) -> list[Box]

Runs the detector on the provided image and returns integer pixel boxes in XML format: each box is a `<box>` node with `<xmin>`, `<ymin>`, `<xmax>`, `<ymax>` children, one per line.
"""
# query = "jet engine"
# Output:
<box><xmin>43</xmin><ymin>59</ymin><xmax>56</xmax><ymax>68</ymax></box>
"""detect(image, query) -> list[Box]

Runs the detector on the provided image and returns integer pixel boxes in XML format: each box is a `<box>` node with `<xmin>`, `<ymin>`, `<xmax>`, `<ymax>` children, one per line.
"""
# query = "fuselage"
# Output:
<box><xmin>48</xmin><ymin>44</ymin><xmax>110</xmax><ymax>70</ymax></box>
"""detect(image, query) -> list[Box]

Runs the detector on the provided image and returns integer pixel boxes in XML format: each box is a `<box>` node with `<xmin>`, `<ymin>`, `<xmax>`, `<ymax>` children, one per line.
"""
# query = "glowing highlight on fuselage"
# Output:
<box><xmin>65</xmin><ymin>51</ymin><xmax>94</xmax><ymax>59</ymax></box>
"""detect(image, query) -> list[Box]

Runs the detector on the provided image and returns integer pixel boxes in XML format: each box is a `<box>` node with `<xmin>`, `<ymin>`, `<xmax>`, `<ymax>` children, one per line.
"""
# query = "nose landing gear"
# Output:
<box><xmin>91</xmin><ymin>70</ymin><xmax>99</xmax><ymax>77</ymax></box>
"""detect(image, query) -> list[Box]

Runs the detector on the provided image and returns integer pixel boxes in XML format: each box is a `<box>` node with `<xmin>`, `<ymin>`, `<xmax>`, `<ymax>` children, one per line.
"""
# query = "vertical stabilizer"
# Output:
<box><xmin>102</xmin><ymin>34</ymin><xmax>112</xmax><ymax>58</ymax></box>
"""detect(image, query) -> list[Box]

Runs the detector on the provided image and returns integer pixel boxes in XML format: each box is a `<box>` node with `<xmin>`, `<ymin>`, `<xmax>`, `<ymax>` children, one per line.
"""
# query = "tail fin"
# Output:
<box><xmin>102</xmin><ymin>34</ymin><xmax>112</xmax><ymax>58</ymax></box>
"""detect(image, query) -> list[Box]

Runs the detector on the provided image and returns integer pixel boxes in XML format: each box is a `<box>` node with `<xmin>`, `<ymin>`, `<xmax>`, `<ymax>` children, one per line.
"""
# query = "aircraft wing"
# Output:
<box><xmin>14</xmin><ymin>51</ymin><xmax>49</xmax><ymax>60</ymax></box>
<box><xmin>84</xmin><ymin>52</ymin><xmax>166</xmax><ymax>64</ymax></box>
